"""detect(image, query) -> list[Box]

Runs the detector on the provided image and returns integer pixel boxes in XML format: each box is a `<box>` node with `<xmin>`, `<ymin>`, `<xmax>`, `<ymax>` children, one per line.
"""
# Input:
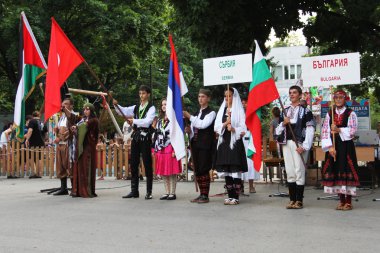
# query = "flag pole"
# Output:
<box><xmin>182</xmin><ymin>98</ymin><xmax>198</xmax><ymax>192</ymax></box>
<box><xmin>83</xmin><ymin>61</ymin><xmax>125</xmax><ymax>137</ymax></box>
<box><xmin>83</xmin><ymin>61</ymin><xmax>128</xmax><ymax>120</ymax></box>
<box><xmin>277</xmin><ymin>97</ymin><xmax>307</xmax><ymax>169</ymax></box>
<box><xmin>38</xmin><ymin>82</ymin><xmax>45</xmax><ymax>116</ymax></box>
<box><xmin>104</xmin><ymin>99</ymin><xmax>123</xmax><ymax>137</ymax></box>
<box><xmin>329</xmin><ymin>85</ymin><xmax>336</xmax><ymax>161</ymax></box>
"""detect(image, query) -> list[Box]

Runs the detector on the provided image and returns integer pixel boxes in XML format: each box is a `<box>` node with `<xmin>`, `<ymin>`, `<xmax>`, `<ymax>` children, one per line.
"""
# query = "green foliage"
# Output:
<box><xmin>0</xmin><ymin>0</ymin><xmax>173</xmax><ymax>112</ymax></box>
<box><xmin>170</xmin><ymin>0</ymin><xmax>331</xmax><ymax>116</ymax></box>
<box><xmin>98</xmin><ymin>108</ymin><xmax>124</xmax><ymax>134</ymax></box>
<box><xmin>171</xmin><ymin>0</ymin><xmax>329</xmax><ymax>56</ymax></box>
<box><xmin>0</xmin><ymin>90</ymin><xmax>13</xmax><ymax>112</ymax></box>
<box><xmin>272</xmin><ymin>32</ymin><xmax>305</xmax><ymax>48</ymax></box>
<box><xmin>1</xmin><ymin>0</ymin><xmax>379</xmax><ymax>125</ymax></box>
<box><xmin>303</xmin><ymin>0</ymin><xmax>380</xmax><ymax>103</ymax></box>
<box><xmin>370</xmin><ymin>93</ymin><xmax>380</xmax><ymax>129</ymax></box>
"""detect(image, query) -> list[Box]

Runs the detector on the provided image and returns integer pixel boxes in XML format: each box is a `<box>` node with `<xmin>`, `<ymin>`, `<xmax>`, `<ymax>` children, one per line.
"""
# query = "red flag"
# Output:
<box><xmin>45</xmin><ymin>17</ymin><xmax>84</xmax><ymax>120</ymax></box>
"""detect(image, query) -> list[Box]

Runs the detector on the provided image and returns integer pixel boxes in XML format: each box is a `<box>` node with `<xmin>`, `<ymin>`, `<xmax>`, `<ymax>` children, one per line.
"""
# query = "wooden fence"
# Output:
<box><xmin>0</xmin><ymin>141</ymin><xmax>151</xmax><ymax>179</ymax></box>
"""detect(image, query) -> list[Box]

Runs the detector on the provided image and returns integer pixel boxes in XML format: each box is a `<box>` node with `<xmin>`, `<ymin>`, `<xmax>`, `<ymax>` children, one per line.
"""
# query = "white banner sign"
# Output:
<box><xmin>301</xmin><ymin>52</ymin><xmax>360</xmax><ymax>87</ymax></box>
<box><xmin>203</xmin><ymin>53</ymin><xmax>252</xmax><ymax>86</ymax></box>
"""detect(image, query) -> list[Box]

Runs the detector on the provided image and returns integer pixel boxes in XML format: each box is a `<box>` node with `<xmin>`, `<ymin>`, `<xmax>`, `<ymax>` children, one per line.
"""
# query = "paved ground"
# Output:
<box><xmin>0</xmin><ymin>177</ymin><xmax>379</xmax><ymax>253</ymax></box>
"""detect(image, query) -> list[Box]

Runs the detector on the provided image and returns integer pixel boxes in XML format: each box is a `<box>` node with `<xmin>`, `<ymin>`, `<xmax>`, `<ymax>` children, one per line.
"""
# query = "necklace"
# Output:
<box><xmin>160</xmin><ymin>119</ymin><xmax>167</xmax><ymax>131</ymax></box>
<box><xmin>138</xmin><ymin>103</ymin><xmax>148</xmax><ymax>119</ymax></box>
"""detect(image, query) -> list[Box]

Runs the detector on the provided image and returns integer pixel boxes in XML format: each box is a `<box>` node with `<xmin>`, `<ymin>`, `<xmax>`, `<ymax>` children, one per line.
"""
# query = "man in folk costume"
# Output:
<box><xmin>183</xmin><ymin>89</ymin><xmax>216</xmax><ymax>203</ymax></box>
<box><xmin>321</xmin><ymin>90</ymin><xmax>359</xmax><ymax>211</ymax></box>
<box><xmin>114</xmin><ymin>85</ymin><xmax>156</xmax><ymax>199</ymax></box>
<box><xmin>276</xmin><ymin>85</ymin><xmax>315</xmax><ymax>209</ymax></box>
<box><xmin>53</xmin><ymin>96</ymin><xmax>79</xmax><ymax>195</ymax></box>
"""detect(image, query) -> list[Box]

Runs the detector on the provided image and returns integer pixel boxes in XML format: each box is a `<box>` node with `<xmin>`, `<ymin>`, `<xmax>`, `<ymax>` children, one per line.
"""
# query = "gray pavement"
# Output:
<box><xmin>0</xmin><ymin>177</ymin><xmax>379</xmax><ymax>253</ymax></box>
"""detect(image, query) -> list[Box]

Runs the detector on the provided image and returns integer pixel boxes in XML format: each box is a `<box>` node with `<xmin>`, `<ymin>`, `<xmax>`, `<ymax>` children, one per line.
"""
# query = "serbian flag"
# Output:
<box><xmin>45</xmin><ymin>17</ymin><xmax>84</xmax><ymax>120</ymax></box>
<box><xmin>166</xmin><ymin>35</ymin><xmax>188</xmax><ymax>160</ymax></box>
<box><xmin>246</xmin><ymin>40</ymin><xmax>279</xmax><ymax>171</ymax></box>
<box><xmin>14</xmin><ymin>12</ymin><xmax>47</xmax><ymax>141</ymax></box>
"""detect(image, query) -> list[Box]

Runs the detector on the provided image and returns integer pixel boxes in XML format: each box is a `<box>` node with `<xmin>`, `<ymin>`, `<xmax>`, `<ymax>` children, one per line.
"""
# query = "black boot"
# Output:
<box><xmin>296</xmin><ymin>185</ymin><xmax>304</xmax><ymax>202</ymax></box>
<box><xmin>123</xmin><ymin>176</ymin><xmax>139</xmax><ymax>198</ymax></box>
<box><xmin>286</xmin><ymin>182</ymin><xmax>296</xmax><ymax>209</ymax></box>
<box><xmin>225</xmin><ymin>176</ymin><xmax>237</xmax><ymax>200</ymax></box>
<box><xmin>233</xmin><ymin>178</ymin><xmax>242</xmax><ymax>200</ymax></box>
<box><xmin>145</xmin><ymin>192</ymin><xmax>153</xmax><ymax>200</ymax></box>
<box><xmin>145</xmin><ymin>175</ymin><xmax>153</xmax><ymax>200</ymax></box>
<box><xmin>53</xmin><ymin>178</ymin><xmax>68</xmax><ymax>196</ymax></box>
<box><xmin>294</xmin><ymin>185</ymin><xmax>304</xmax><ymax>209</ymax></box>
<box><xmin>123</xmin><ymin>191</ymin><xmax>139</xmax><ymax>198</ymax></box>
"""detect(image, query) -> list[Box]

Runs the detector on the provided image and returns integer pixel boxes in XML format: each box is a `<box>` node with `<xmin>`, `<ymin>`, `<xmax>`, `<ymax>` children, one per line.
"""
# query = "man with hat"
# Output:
<box><xmin>52</xmin><ymin>96</ymin><xmax>78</xmax><ymax>195</ymax></box>
<box><xmin>183</xmin><ymin>88</ymin><xmax>216</xmax><ymax>204</ymax></box>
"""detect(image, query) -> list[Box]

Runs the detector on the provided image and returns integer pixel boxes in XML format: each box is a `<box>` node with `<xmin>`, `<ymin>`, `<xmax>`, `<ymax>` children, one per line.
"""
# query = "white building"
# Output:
<box><xmin>267</xmin><ymin>46</ymin><xmax>310</xmax><ymax>90</ymax></box>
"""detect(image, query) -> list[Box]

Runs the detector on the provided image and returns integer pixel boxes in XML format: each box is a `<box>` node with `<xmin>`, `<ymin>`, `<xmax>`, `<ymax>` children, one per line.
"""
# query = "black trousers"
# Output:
<box><xmin>130</xmin><ymin>138</ymin><xmax>153</xmax><ymax>193</ymax></box>
<box><xmin>191</xmin><ymin>142</ymin><xmax>212</xmax><ymax>176</ymax></box>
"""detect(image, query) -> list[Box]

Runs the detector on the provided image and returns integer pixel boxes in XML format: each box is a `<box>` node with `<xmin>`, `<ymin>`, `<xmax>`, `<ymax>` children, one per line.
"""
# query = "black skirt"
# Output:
<box><xmin>214</xmin><ymin>129</ymin><xmax>248</xmax><ymax>173</ymax></box>
<box><xmin>322</xmin><ymin>135</ymin><xmax>360</xmax><ymax>187</ymax></box>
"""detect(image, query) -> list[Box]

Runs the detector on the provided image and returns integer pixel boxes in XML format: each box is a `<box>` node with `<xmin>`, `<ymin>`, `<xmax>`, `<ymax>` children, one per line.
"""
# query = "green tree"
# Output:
<box><xmin>0</xmin><ymin>0</ymin><xmax>173</xmax><ymax>113</ymax></box>
<box><xmin>171</xmin><ymin>0</ymin><xmax>330</xmax><ymax>56</ymax></box>
<box><xmin>272</xmin><ymin>31</ymin><xmax>305</xmax><ymax>47</ymax></box>
<box><xmin>303</xmin><ymin>0</ymin><xmax>380</xmax><ymax>128</ymax></box>
<box><xmin>169</xmin><ymin>0</ymin><xmax>332</xmax><ymax>116</ymax></box>
<box><xmin>303</xmin><ymin>0</ymin><xmax>380</xmax><ymax>103</ymax></box>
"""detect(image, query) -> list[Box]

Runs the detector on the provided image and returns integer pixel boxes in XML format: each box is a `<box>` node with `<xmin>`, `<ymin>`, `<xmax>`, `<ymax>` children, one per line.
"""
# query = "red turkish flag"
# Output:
<box><xmin>45</xmin><ymin>17</ymin><xmax>84</xmax><ymax>121</ymax></box>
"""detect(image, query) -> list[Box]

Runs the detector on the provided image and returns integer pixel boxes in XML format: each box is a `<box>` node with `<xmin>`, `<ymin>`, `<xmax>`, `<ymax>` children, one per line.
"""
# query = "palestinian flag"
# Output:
<box><xmin>245</xmin><ymin>40</ymin><xmax>279</xmax><ymax>171</ymax></box>
<box><xmin>14</xmin><ymin>12</ymin><xmax>47</xmax><ymax>141</ymax></box>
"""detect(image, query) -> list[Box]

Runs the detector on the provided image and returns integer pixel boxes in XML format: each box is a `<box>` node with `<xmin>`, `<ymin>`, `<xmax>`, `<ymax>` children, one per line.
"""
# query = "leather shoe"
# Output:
<box><xmin>292</xmin><ymin>201</ymin><xmax>303</xmax><ymax>209</ymax></box>
<box><xmin>190</xmin><ymin>195</ymin><xmax>201</xmax><ymax>203</ymax></box>
<box><xmin>160</xmin><ymin>194</ymin><xmax>169</xmax><ymax>200</ymax></box>
<box><xmin>145</xmin><ymin>192</ymin><xmax>153</xmax><ymax>200</ymax></box>
<box><xmin>197</xmin><ymin>195</ymin><xmax>209</xmax><ymax>204</ymax></box>
<box><xmin>53</xmin><ymin>189</ymin><xmax>69</xmax><ymax>196</ymax></box>
<box><xmin>167</xmin><ymin>194</ymin><xmax>176</xmax><ymax>200</ymax></box>
<box><xmin>122</xmin><ymin>192</ymin><xmax>139</xmax><ymax>198</ymax></box>
<box><xmin>286</xmin><ymin>201</ymin><xmax>296</xmax><ymax>209</ymax></box>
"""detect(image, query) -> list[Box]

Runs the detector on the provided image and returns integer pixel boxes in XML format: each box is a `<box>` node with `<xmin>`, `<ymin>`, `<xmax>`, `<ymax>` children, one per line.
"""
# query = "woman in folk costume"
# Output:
<box><xmin>154</xmin><ymin>99</ymin><xmax>181</xmax><ymax>200</ymax></box>
<box><xmin>241</xmin><ymin>98</ymin><xmax>260</xmax><ymax>193</ymax></box>
<box><xmin>321</xmin><ymin>90</ymin><xmax>359</xmax><ymax>211</ymax></box>
<box><xmin>214</xmin><ymin>87</ymin><xmax>248</xmax><ymax>205</ymax></box>
<box><xmin>71</xmin><ymin>103</ymin><xmax>99</xmax><ymax>198</ymax></box>
<box><xmin>241</xmin><ymin>131</ymin><xmax>260</xmax><ymax>193</ymax></box>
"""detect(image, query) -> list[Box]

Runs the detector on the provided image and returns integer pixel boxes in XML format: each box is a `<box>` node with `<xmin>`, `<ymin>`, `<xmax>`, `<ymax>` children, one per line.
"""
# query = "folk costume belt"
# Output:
<box><xmin>132</xmin><ymin>127</ymin><xmax>151</xmax><ymax>142</ymax></box>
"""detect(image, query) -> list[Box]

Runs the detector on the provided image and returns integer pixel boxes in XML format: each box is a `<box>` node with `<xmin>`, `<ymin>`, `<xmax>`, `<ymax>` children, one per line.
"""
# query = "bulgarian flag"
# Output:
<box><xmin>245</xmin><ymin>40</ymin><xmax>279</xmax><ymax>172</ymax></box>
<box><xmin>14</xmin><ymin>12</ymin><xmax>47</xmax><ymax>141</ymax></box>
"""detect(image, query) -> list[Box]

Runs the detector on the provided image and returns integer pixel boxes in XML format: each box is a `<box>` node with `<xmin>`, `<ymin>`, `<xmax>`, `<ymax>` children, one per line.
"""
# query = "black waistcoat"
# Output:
<box><xmin>132</xmin><ymin>102</ymin><xmax>153</xmax><ymax>130</ymax></box>
<box><xmin>192</xmin><ymin>106</ymin><xmax>215</xmax><ymax>150</ymax></box>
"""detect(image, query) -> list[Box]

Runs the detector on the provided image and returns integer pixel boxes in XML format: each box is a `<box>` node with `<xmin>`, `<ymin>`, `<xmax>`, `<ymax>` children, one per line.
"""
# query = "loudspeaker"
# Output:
<box><xmin>357</xmin><ymin>165</ymin><xmax>373</xmax><ymax>187</ymax></box>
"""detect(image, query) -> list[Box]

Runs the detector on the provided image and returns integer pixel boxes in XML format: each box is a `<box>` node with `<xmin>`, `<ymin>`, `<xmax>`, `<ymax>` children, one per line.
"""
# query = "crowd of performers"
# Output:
<box><xmin>1</xmin><ymin>84</ymin><xmax>360</xmax><ymax>210</ymax></box>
